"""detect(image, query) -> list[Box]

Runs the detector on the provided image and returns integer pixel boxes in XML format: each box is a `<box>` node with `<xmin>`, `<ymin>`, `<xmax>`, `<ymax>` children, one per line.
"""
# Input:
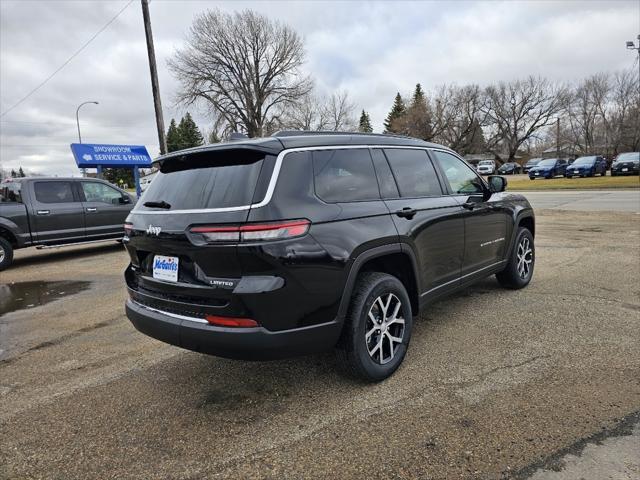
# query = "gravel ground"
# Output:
<box><xmin>1</xmin><ymin>209</ymin><xmax>639</xmax><ymax>480</ymax></box>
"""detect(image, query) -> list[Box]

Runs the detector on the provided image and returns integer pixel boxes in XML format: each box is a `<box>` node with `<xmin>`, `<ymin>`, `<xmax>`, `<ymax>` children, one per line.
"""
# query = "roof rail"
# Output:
<box><xmin>272</xmin><ymin>130</ymin><xmax>412</xmax><ymax>140</ymax></box>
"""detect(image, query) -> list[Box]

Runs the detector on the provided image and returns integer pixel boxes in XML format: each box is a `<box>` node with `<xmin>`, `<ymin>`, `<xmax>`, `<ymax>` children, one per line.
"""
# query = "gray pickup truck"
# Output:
<box><xmin>0</xmin><ymin>177</ymin><xmax>134</xmax><ymax>270</ymax></box>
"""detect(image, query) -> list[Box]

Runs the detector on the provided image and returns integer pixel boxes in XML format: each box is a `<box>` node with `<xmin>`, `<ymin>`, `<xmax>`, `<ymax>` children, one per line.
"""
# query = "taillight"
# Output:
<box><xmin>124</xmin><ymin>222</ymin><xmax>133</xmax><ymax>235</ymax></box>
<box><xmin>205</xmin><ymin>315</ymin><xmax>258</xmax><ymax>328</ymax></box>
<box><xmin>190</xmin><ymin>219</ymin><xmax>310</xmax><ymax>243</ymax></box>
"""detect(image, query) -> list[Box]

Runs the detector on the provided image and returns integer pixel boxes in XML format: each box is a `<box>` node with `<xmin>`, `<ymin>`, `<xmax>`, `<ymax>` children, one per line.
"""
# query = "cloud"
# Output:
<box><xmin>0</xmin><ymin>0</ymin><xmax>638</xmax><ymax>175</ymax></box>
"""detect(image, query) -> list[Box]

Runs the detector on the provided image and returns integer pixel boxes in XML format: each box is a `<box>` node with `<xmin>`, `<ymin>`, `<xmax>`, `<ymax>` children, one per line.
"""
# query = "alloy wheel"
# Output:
<box><xmin>365</xmin><ymin>293</ymin><xmax>405</xmax><ymax>365</ymax></box>
<box><xmin>516</xmin><ymin>237</ymin><xmax>533</xmax><ymax>279</ymax></box>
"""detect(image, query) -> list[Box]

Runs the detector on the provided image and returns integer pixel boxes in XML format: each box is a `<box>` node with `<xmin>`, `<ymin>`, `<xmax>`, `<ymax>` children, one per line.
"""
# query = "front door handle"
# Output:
<box><xmin>86</xmin><ymin>207</ymin><xmax>98</xmax><ymax>212</ymax></box>
<box><xmin>36</xmin><ymin>210</ymin><xmax>50</xmax><ymax>215</ymax></box>
<box><xmin>395</xmin><ymin>207</ymin><xmax>417</xmax><ymax>219</ymax></box>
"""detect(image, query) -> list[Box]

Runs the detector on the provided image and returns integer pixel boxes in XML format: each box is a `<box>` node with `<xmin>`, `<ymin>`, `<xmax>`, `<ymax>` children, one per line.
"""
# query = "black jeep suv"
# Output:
<box><xmin>124</xmin><ymin>132</ymin><xmax>535</xmax><ymax>381</ymax></box>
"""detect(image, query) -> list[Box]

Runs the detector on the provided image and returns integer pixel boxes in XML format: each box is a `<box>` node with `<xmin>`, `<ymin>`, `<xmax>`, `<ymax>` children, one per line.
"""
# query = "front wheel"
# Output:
<box><xmin>496</xmin><ymin>227</ymin><xmax>534</xmax><ymax>289</ymax></box>
<box><xmin>337</xmin><ymin>272</ymin><xmax>413</xmax><ymax>382</ymax></box>
<box><xmin>0</xmin><ymin>237</ymin><xmax>14</xmax><ymax>271</ymax></box>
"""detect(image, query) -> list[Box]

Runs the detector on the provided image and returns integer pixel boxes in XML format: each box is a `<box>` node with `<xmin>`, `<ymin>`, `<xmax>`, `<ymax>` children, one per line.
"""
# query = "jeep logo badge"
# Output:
<box><xmin>146</xmin><ymin>225</ymin><xmax>162</xmax><ymax>236</ymax></box>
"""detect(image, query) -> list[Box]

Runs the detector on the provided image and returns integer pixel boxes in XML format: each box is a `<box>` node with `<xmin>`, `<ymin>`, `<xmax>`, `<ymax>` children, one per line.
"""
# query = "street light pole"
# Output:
<box><xmin>76</xmin><ymin>101</ymin><xmax>99</xmax><ymax>144</ymax></box>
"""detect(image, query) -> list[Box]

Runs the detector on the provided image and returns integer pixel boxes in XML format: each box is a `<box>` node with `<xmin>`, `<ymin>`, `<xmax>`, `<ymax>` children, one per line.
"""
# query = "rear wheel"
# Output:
<box><xmin>0</xmin><ymin>237</ymin><xmax>14</xmax><ymax>271</ymax></box>
<box><xmin>496</xmin><ymin>227</ymin><xmax>534</xmax><ymax>289</ymax></box>
<box><xmin>337</xmin><ymin>272</ymin><xmax>413</xmax><ymax>382</ymax></box>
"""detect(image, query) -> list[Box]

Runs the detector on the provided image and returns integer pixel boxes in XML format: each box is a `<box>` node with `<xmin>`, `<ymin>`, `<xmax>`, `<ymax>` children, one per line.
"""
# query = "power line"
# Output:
<box><xmin>0</xmin><ymin>0</ymin><xmax>135</xmax><ymax>119</ymax></box>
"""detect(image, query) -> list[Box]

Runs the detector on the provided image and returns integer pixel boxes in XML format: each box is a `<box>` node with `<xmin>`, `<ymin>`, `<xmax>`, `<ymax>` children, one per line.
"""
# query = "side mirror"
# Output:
<box><xmin>120</xmin><ymin>195</ymin><xmax>132</xmax><ymax>205</ymax></box>
<box><xmin>488</xmin><ymin>175</ymin><xmax>507</xmax><ymax>193</ymax></box>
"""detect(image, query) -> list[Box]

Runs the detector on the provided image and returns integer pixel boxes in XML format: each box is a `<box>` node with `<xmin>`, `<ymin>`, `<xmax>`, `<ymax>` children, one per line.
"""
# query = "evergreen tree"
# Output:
<box><xmin>405</xmin><ymin>83</ymin><xmax>432</xmax><ymax>140</ymax></box>
<box><xmin>166</xmin><ymin>119</ymin><xmax>182</xmax><ymax>153</ymax></box>
<box><xmin>383</xmin><ymin>93</ymin><xmax>407</xmax><ymax>133</ymax></box>
<box><xmin>178</xmin><ymin>112</ymin><xmax>204</xmax><ymax>149</ymax></box>
<box><xmin>18</xmin><ymin>167</ymin><xmax>25</xmax><ymax>177</ymax></box>
<box><xmin>411</xmin><ymin>83</ymin><xmax>425</xmax><ymax>105</ymax></box>
<box><xmin>358</xmin><ymin>110</ymin><xmax>373</xmax><ymax>133</ymax></box>
<box><xmin>10</xmin><ymin>169</ymin><xmax>17</xmax><ymax>178</ymax></box>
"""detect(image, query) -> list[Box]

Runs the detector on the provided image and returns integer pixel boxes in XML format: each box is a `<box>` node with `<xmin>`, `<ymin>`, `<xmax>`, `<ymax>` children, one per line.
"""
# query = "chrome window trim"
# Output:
<box><xmin>130</xmin><ymin>144</ymin><xmax>454</xmax><ymax>215</ymax></box>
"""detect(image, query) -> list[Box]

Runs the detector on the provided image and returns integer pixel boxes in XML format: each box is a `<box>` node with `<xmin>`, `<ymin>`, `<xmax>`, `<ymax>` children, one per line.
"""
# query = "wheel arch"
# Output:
<box><xmin>0</xmin><ymin>225</ymin><xmax>19</xmax><ymax>247</ymax></box>
<box><xmin>337</xmin><ymin>244</ymin><xmax>421</xmax><ymax>324</ymax></box>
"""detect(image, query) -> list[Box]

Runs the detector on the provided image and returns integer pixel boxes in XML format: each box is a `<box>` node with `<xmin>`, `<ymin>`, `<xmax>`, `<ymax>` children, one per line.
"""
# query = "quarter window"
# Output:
<box><xmin>34</xmin><ymin>182</ymin><xmax>75</xmax><ymax>203</ymax></box>
<box><xmin>82</xmin><ymin>182</ymin><xmax>123</xmax><ymax>204</ymax></box>
<box><xmin>433</xmin><ymin>151</ymin><xmax>484</xmax><ymax>195</ymax></box>
<box><xmin>383</xmin><ymin>149</ymin><xmax>442</xmax><ymax>197</ymax></box>
<box><xmin>312</xmin><ymin>149</ymin><xmax>379</xmax><ymax>202</ymax></box>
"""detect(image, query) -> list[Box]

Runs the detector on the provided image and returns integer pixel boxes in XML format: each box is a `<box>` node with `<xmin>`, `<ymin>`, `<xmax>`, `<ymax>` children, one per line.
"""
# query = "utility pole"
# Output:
<box><xmin>556</xmin><ymin>117</ymin><xmax>560</xmax><ymax>159</ymax></box>
<box><xmin>141</xmin><ymin>0</ymin><xmax>167</xmax><ymax>155</ymax></box>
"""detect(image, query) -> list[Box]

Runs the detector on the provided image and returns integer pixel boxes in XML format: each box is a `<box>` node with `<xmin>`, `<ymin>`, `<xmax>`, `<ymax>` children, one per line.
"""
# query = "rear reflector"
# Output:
<box><xmin>191</xmin><ymin>219</ymin><xmax>310</xmax><ymax>243</ymax></box>
<box><xmin>205</xmin><ymin>315</ymin><xmax>258</xmax><ymax>328</ymax></box>
<box><xmin>124</xmin><ymin>222</ymin><xmax>133</xmax><ymax>235</ymax></box>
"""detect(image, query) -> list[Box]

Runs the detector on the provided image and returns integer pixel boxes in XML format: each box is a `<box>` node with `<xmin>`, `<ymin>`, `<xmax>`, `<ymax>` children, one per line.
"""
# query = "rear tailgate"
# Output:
<box><xmin>124</xmin><ymin>146</ymin><xmax>278</xmax><ymax>316</ymax></box>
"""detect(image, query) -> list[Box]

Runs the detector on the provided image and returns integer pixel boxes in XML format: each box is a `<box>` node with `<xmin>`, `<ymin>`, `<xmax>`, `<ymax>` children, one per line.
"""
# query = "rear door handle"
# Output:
<box><xmin>36</xmin><ymin>210</ymin><xmax>50</xmax><ymax>215</ymax></box>
<box><xmin>86</xmin><ymin>207</ymin><xmax>98</xmax><ymax>212</ymax></box>
<box><xmin>395</xmin><ymin>207</ymin><xmax>417</xmax><ymax>219</ymax></box>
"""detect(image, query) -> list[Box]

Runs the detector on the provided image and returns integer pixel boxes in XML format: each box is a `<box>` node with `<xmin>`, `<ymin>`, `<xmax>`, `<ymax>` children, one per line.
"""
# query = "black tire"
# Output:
<box><xmin>0</xmin><ymin>237</ymin><xmax>14</xmax><ymax>271</ymax></box>
<box><xmin>496</xmin><ymin>227</ymin><xmax>534</xmax><ymax>289</ymax></box>
<box><xmin>337</xmin><ymin>272</ymin><xmax>413</xmax><ymax>382</ymax></box>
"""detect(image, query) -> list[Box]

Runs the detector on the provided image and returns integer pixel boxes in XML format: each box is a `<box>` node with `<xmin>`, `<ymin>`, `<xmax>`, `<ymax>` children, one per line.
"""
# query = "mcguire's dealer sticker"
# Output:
<box><xmin>153</xmin><ymin>255</ymin><xmax>179</xmax><ymax>282</ymax></box>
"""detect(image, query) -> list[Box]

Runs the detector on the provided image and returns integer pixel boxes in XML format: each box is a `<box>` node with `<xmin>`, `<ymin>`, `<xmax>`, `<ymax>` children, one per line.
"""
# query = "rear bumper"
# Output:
<box><xmin>125</xmin><ymin>299</ymin><xmax>342</xmax><ymax>360</ymax></box>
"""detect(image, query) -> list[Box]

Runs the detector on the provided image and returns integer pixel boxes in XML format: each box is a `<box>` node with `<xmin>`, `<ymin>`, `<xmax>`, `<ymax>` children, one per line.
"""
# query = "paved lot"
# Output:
<box><xmin>513</xmin><ymin>190</ymin><xmax>640</xmax><ymax>213</ymax></box>
<box><xmin>1</xmin><ymin>209</ymin><xmax>639</xmax><ymax>479</ymax></box>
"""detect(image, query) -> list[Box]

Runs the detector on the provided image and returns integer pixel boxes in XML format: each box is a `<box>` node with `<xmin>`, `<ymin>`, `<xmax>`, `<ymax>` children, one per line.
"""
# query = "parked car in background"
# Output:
<box><xmin>476</xmin><ymin>160</ymin><xmax>496</xmax><ymax>175</ymax></box>
<box><xmin>610</xmin><ymin>152</ymin><xmax>640</xmax><ymax>176</ymax></box>
<box><xmin>0</xmin><ymin>177</ymin><xmax>135</xmax><ymax>270</ymax></box>
<box><xmin>523</xmin><ymin>158</ymin><xmax>542</xmax><ymax>173</ymax></box>
<box><xmin>497</xmin><ymin>162</ymin><xmax>522</xmax><ymax>175</ymax></box>
<box><xmin>564</xmin><ymin>155</ymin><xmax>607</xmax><ymax>177</ymax></box>
<box><xmin>123</xmin><ymin>132</ymin><xmax>536</xmax><ymax>381</ymax></box>
<box><xmin>528</xmin><ymin>158</ymin><xmax>568</xmax><ymax>179</ymax></box>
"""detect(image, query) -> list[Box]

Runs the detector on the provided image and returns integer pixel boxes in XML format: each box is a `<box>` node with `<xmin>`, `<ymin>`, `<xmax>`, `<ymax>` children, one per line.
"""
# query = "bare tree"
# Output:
<box><xmin>481</xmin><ymin>77</ymin><xmax>568</xmax><ymax>160</ymax></box>
<box><xmin>277</xmin><ymin>90</ymin><xmax>357</xmax><ymax>132</ymax></box>
<box><xmin>431</xmin><ymin>84</ymin><xmax>487</xmax><ymax>154</ymax></box>
<box><xmin>324</xmin><ymin>91</ymin><xmax>357</xmax><ymax>131</ymax></box>
<box><xmin>168</xmin><ymin>9</ymin><xmax>312</xmax><ymax>137</ymax></box>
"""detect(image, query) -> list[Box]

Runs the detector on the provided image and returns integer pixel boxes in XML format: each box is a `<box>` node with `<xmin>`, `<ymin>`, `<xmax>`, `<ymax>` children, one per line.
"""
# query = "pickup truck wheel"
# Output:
<box><xmin>0</xmin><ymin>237</ymin><xmax>13</xmax><ymax>271</ymax></box>
<box><xmin>337</xmin><ymin>272</ymin><xmax>413</xmax><ymax>382</ymax></box>
<box><xmin>496</xmin><ymin>227</ymin><xmax>534</xmax><ymax>289</ymax></box>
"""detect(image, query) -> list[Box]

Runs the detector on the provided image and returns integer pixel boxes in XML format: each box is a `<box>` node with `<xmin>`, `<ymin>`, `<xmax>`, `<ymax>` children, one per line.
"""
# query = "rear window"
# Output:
<box><xmin>312</xmin><ymin>149</ymin><xmax>379</xmax><ymax>203</ymax></box>
<box><xmin>140</xmin><ymin>152</ymin><xmax>268</xmax><ymax>210</ymax></box>
<box><xmin>34</xmin><ymin>181</ymin><xmax>75</xmax><ymax>203</ymax></box>
<box><xmin>0</xmin><ymin>182</ymin><xmax>22</xmax><ymax>203</ymax></box>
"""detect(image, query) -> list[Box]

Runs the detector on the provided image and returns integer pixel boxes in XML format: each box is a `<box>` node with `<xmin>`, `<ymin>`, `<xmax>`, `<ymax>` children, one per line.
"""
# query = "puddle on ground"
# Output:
<box><xmin>0</xmin><ymin>281</ymin><xmax>91</xmax><ymax>317</ymax></box>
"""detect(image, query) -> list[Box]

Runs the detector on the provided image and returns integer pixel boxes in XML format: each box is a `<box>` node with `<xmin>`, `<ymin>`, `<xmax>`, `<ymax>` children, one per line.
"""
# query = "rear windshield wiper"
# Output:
<box><xmin>143</xmin><ymin>200</ymin><xmax>171</xmax><ymax>209</ymax></box>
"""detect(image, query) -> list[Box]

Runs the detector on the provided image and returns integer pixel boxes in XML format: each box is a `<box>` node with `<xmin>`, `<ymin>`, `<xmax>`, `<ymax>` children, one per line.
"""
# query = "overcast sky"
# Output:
<box><xmin>1</xmin><ymin>0</ymin><xmax>638</xmax><ymax>175</ymax></box>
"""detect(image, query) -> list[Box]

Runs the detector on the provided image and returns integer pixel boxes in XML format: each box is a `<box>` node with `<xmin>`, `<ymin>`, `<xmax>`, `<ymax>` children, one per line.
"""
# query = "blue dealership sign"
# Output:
<box><xmin>70</xmin><ymin>143</ymin><xmax>152</xmax><ymax>168</ymax></box>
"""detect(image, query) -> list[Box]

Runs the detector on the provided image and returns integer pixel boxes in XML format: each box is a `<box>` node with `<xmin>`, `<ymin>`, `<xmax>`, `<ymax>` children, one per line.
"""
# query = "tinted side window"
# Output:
<box><xmin>384</xmin><ymin>149</ymin><xmax>442</xmax><ymax>197</ymax></box>
<box><xmin>34</xmin><ymin>182</ymin><xmax>75</xmax><ymax>203</ymax></box>
<box><xmin>82</xmin><ymin>182</ymin><xmax>123</xmax><ymax>204</ymax></box>
<box><xmin>433</xmin><ymin>151</ymin><xmax>484</xmax><ymax>194</ymax></box>
<box><xmin>371</xmin><ymin>149</ymin><xmax>399</xmax><ymax>199</ymax></box>
<box><xmin>312</xmin><ymin>149</ymin><xmax>379</xmax><ymax>202</ymax></box>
